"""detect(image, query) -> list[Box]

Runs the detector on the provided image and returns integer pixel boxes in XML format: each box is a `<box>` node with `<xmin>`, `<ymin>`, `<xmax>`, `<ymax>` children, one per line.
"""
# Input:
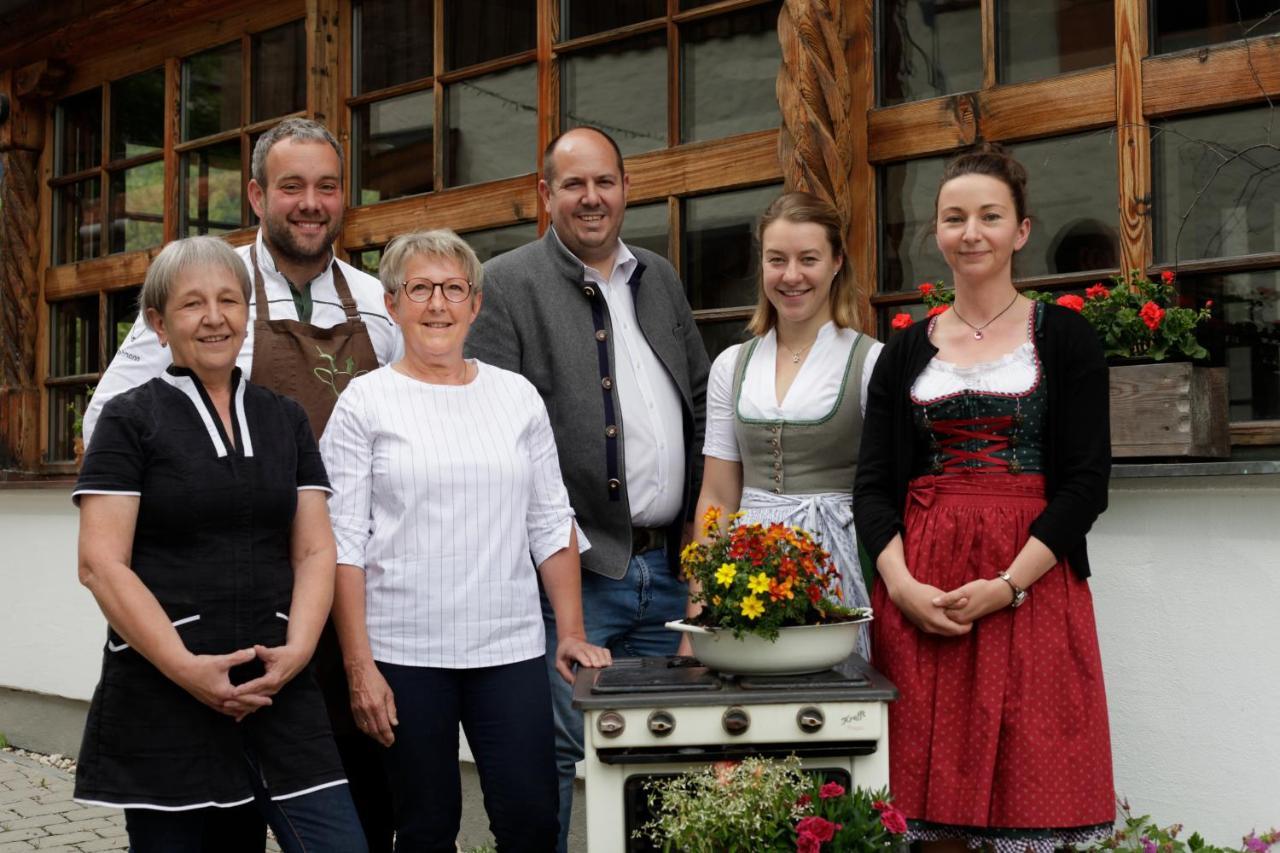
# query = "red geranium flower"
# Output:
<box><xmin>1205</xmin><ymin>299</ymin><xmax>1214</xmax><ymax>309</ymax></box>
<box><xmin>1161</xmin><ymin>269</ymin><xmax>1176</xmax><ymax>284</ymax></box>
<box><xmin>1085</xmin><ymin>283</ymin><xmax>1110</xmax><ymax>300</ymax></box>
<box><xmin>818</xmin><ymin>781</ymin><xmax>846</xmax><ymax>800</ymax></box>
<box><xmin>796</xmin><ymin>816</ymin><xmax>841</xmax><ymax>843</ymax></box>
<box><xmin>1056</xmin><ymin>294</ymin><xmax>1085</xmax><ymax>312</ymax></box>
<box><xmin>891</xmin><ymin>312</ymin><xmax>913</xmax><ymax>330</ymax></box>
<box><xmin>1139</xmin><ymin>300</ymin><xmax>1165</xmax><ymax>331</ymax></box>
<box><xmin>879</xmin><ymin>805</ymin><xmax>909</xmax><ymax>835</ymax></box>
<box><xmin>926</xmin><ymin>305</ymin><xmax>948</xmax><ymax>318</ymax></box>
<box><xmin>796</xmin><ymin>832</ymin><xmax>821</xmax><ymax>853</ymax></box>
<box><xmin>918</xmin><ymin>282</ymin><xmax>935</xmax><ymax>296</ymax></box>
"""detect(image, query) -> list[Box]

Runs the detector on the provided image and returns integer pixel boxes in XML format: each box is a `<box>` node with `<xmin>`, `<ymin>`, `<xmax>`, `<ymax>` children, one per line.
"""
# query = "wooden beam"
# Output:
<box><xmin>625</xmin><ymin>129</ymin><xmax>781</xmax><ymax>203</ymax></box>
<box><xmin>980</xmin><ymin>66</ymin><xmax>1116</xmax><ymax>141</ymax></box>
<box><xmin>847</xmin><ymin>0</ymin><xmax>876</xmax><ymax>332</ymax></box>
<box><xmin>1144</xmin><ymin>36</ymin><xmax>1280</xmax><ymax>119</ymax></box>
<box><xmin>1231</xmin><ymin>420</ymin><xmax>1280</xmax><ymax>446</ymax></box>
<box><xmin>45</xmin><ymin>249</ymin><xmax>158</xmax><ymax>300</ymax></box>
<box><xmin>868</xmin><ymin>93</ymin><xmax>978</xmax><ymax>163</ymax></box>
<box><xmin>341</xmin><ymin>175</ymin><xmax>540</xmax><ymax>250</ymax></box>
<box><xmin>536</xmin><ymin>0</ymin><xmax>558</xmax><ymax>234</ymax></box>
<box><xmin>1115</xmin><ymin>0</ymin><xmax>1149</xmax><ymax>276</ymax></box>
<box><xmin>980</xmin><ymin>0</ymin><xmax>997</xmax><ymax>90</ymax></box>
<box><xmin>306</xmin><ymin>0</ymin><xmax>341</xmax><ymax>128</ymax></box>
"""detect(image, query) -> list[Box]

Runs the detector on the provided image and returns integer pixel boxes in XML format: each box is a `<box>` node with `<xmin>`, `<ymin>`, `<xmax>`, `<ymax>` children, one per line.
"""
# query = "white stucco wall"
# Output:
<box><xmin>2</xmin><ymin>475</ymin><xmax>1278</xmax><ymax>842</ymax></box>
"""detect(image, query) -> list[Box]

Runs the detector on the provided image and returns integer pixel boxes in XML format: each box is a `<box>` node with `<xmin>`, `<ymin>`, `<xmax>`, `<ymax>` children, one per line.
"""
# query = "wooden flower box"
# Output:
<box><xmin>1109</xmin><ymin>363</ymin><xmax>1229</xmax><ymax>458</ymax></box>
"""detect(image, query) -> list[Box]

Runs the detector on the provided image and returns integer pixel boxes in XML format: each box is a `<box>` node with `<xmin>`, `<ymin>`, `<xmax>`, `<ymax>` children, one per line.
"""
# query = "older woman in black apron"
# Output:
<box><xmin>72</xmin><ymin>235</ymin><xmax>366</xmax><ymax>853</ymax></box>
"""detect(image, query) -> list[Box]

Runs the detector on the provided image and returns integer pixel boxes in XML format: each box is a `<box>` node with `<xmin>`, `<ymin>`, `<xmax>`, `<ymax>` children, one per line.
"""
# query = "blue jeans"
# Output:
<box><xmin>125</xmin><ymin>754</ymin><xmax>366</xmax><ymax>853</ymax></box>
<box><xmin>541</xmin><ymin>548</ymin><xmax>687</xmax><ymax>853</ymax></box>
<box><xmin>378</xmin><ymin>658</ymin><xmax>558</xmax><ymax>853</ymax></box>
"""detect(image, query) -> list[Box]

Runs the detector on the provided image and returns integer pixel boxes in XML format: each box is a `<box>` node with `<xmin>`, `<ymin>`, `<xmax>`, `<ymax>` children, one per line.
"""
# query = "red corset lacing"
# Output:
<box><xmin>930</xmin><ymin>415</ymin><xmax>1017</xmax><ymax>473</ymax></box>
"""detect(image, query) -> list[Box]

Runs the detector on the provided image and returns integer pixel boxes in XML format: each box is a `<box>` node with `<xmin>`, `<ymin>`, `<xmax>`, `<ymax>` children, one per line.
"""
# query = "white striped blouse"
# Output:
<box><xmin>320</xmin><ymin>360</ymin><xmax>588</xmax><ymax>669</ymax></box>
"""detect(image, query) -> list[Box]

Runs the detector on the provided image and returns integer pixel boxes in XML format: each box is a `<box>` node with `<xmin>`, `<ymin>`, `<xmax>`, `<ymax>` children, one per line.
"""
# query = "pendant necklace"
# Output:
<box><xmin>950</xmin><ymin>291</ymin><xmax>1020</xmax><ymax>341</ymax></box>
<box><xmin>779</xmin><ymin>339</ymin><xmax>815</xmax><ymax>364</ymax></box>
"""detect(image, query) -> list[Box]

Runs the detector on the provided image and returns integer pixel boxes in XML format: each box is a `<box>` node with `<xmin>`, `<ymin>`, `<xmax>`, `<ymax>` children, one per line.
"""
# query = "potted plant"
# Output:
<box><xmin>638</xmin><ymin>755</ymin><xmax>908</xmax><ymax>853</ymax></box>
<box><xmin>668</xmin><ymin>507</ymin><xmax>872</xmax><ymax>675</ymax></box>
<box><xmin>893</xmin><ymin>272</ymin><xmax>1227</xmax><ymax>458</ymax></box>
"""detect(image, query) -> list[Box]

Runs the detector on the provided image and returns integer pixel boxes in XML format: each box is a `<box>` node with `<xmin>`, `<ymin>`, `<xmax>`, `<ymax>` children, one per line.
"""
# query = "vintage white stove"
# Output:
<box><xmin>572</xmin><ymin>655</ymin><xmax>897</xmax><ymax>853</ymax></box>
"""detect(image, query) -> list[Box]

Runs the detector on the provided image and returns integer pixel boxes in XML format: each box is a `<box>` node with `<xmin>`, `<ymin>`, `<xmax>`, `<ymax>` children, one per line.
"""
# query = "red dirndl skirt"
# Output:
<box><xmin>871</xmin><ymin>472</ymin><xmax>1114</xmax><ymax>831</ymax></box>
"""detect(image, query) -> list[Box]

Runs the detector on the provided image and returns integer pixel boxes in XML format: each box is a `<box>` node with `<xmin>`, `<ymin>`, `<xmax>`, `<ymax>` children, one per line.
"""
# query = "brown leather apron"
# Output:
<box><xmin>248</xmin><ymin>244</ymin><xmax>380</xmax><ymax>440</ymax></box>
<box><xmin>248</xmin><ymin>244</ymin><xmax>381</xmax><ymax>736</ymax></box>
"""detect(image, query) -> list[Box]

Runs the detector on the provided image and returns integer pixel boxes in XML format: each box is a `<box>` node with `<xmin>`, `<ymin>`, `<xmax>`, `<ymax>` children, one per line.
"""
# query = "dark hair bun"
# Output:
<box><xmin>938</xmin><ymin>142</ymin><xmax>1030</xmax><ymax>222</ymax></box>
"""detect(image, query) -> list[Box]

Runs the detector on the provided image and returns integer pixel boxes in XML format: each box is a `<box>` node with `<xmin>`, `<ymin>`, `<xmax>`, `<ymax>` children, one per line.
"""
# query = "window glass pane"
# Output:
<box><xmin>997</xmin><ymin>0</ymin><xmax>1114</xmax><ymax>85</ymax></box>
<box><xmin>1152</xmin><ymin>0</ymin><xmax>1280</xmax><ymax>54</ymax></box>
<box><xmin>182</xmin><ymin>141</ymin><xmax>243</xmax><ymax>235</ymax></box>
<box><xmin>352</xmin><ymin>248</ymin><xmax>384</xmax><ymax>276</ymax></box>
<box><xmin>55</xmin><ymin>179</ymin><xmax>102</xmax><ymax>264</ymax></box>
<box><xmin>465</xmin><ymin>222</ymin><xmax>539</xmax><ymax>262</ymax></box>
<box><xmin>109</xmin><ymin>162</ymin><xmax>165</xmax><ymax>254</ymax></box>
<box><xmin>446</xmin><ymin>0</ymin><xmax>535</xmax><ymax>70</ymax></box>
<box><xmin>681</xmin><ymin>2</ymin><xmax>781</xmax><ymax>144</ymax></box>
<box><xmin>252</xmin><ymin>21</ymin><xmax>306</xmax><ymax>122</ymax></box>
<box><xmin>879</xmin><ymin>133</ymin><xmax>1119</xmax><ymax>291</ymax></box>
<box><xmin>183</xmin><ymin>41</ymin><xmax>243</xmax><ymax>141</ymax></box>
<box><xmin>355</xmin><ymin>0</ymin><xmax>432</xmax><ymax>93</ymax></box>
<box><xmin>563</xmin><ymin>0</ymin><xmax>665</xmax><ymax>39</ymax></box>
<box><xmin>1154</xmin><ymin>106</ymin><xmax>1280</xmax><ymax>264</ymax></box>
<box><xmin>621</xmin><ymin>201</ymin><xmax>670</xmax><ymax>259</ymax></box>
<box><xmin>697</xmin><ymin>317</ymin><xmax>751</xmax><ymax>362</ymax></box>
<box><xmin>110</xmin><ymin>69</ymin><xmax>164</xmax><ymax>161</ymax></box>
<box><xmin>50</xmin><ymin>385</ymin><xmax>95</xmax><ymax>462</ymax></box>
<box><xmin>355</xmin><ymin>90</ymin><xmax>434</xmax><ymax>205</ymax></box>
<box><xmin>562</xmin><ymin>32</ymin><xmax>667</xmax><ymax>156</ymax></box>
<box><xmin>1181</xmin><ymin>271</ymin><xmax>1280</xmax><ymax>421</ymax></box>
<box><xmin>50</xmin><ymin>296</ymin><xmax>100</xmax><ymax>377</ymax></box>
<box><xmin>879</xmin><ymin>0</ymin><xmax>982</xmax><ymax>106</ymax></box>
<box><xmin>57</xmin><ymin>89</ymin><xmax>102</xmax><ymax>176</ymax></box>
<box><xmin>107</xmin><ymin>287</ymin><xmax>142</xmax><ymax>358</ymax></box>
<box><xmin>683</xmin><ymin>184</ymin><xmax>781</xmax><ymax>311</ymax></box>
<box><xmin>445</xmin><ymin>64</ymin><xmax>537</xmax><ymax>187</ymax></box>
<box><xmin>681</xmin><ymin>0</ymin><xmax>727</xmax><ymax>8</ymax></box>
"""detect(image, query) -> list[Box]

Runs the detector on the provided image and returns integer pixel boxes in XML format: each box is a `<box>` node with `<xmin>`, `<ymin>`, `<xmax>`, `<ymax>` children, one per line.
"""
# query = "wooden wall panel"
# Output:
<box><xmin>625</xmin><ymin>130</ymin><xmax>782</xmax><ymax>203</ymax></box>
<box><xmin>342</xmin><ymin>176</ymin><xmax>540</xmax><ymax>250</ymax></box>
<box><xmin>1115</xmin><ymin>0</ymin><xmax>1150</xmax><ymax>275</ymax></box>
<box><xmin>1144</xmin><ymin>37</ymin><xmax>1280</xmax><ymax>118</ymax></box>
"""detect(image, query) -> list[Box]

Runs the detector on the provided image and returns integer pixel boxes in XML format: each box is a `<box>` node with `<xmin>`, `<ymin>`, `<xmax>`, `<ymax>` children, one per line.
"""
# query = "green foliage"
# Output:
<box><xmin>1076</xmin><ymin>800</ymin><xmax>1278</xmax><ymax>853</ymax></box>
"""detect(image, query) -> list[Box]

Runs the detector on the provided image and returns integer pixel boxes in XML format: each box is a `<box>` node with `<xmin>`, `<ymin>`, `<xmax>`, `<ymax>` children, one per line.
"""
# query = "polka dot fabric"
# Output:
<box><xmin>871</xmin><ymin>471</ymin><xmax>1115</xmax><ymax>837</ymax></box>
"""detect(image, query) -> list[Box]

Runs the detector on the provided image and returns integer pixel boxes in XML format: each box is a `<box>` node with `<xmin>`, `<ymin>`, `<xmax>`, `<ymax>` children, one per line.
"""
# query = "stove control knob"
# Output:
<box><xmin>722</xmin><ymin>707</ymin><xmax>750</xmax><ymax>736</ymax></box>
<box><xmin>797</xmin><ymin>707</ymin><xmax>825</xmax><ymax>733</ymax></box>
<box><xmin>597</xmin><ymin>711</ymin><xmax>626</xmax><ymax>738</ymax></box>
<box><xmin>647</xmin><ymin>710</ymin><xmax>675</xmax><ymax>737</ymax></box>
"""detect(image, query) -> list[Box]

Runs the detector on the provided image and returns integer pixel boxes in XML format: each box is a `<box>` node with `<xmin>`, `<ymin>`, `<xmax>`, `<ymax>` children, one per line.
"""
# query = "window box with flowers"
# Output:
<box><xmin>895</xmin><ymin>272</ymin><xmax>1227</xmax><ymax>459</ymax></box>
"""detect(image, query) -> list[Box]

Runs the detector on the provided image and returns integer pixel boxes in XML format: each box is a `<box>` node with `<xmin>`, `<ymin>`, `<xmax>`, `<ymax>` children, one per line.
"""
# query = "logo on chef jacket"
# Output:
<box><xmin>313</xmin><ymin>346</ymin><xmax>369</xmax><ymax>398</ymax></box>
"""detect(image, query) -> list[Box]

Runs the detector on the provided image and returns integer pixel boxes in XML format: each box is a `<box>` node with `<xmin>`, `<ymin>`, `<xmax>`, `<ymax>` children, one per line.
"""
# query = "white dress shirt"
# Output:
<box><xmin>81</xmin><ymin>231</ymin><xmax>403</xmax><ymax>448</ymax></box>
<box><xmin>321</xmin><ymin>361</ymin><xmax>588</xmax><ymax>669</ymax></box>
<box><xmin>578</xmin><ymin>236</ymin><xmax>686</xmax><ymax>527</ymax></box>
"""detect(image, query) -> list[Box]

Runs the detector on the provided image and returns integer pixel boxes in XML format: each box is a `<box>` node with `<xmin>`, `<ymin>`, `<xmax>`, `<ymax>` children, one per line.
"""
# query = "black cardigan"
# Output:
<box><xmin>853</xmin><ymin>303</ymin><xmax>1111</xmax><ymax>580</ymax></box>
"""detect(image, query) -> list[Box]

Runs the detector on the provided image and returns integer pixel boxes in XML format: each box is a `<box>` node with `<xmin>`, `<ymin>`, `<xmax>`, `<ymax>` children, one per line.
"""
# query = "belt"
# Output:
<box><xmin>631</xmin><ymin>526</ymin><xmax>667</xmax><ymax>556</ymax></box>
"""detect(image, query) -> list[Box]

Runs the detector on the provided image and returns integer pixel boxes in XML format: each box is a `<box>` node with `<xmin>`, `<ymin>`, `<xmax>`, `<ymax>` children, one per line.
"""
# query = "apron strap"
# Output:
<box><xmin>329</xmin><ymin>262</ymin><xmax>363</xmax><ymax>323</ymax></box>
<box><xmin>250</xmin><ymin>244</ymin><xmax>272</xmax><ymax>323</ymax></box>
<box><xmin>252</xmin><ymin>243</ymin><xmax>363</xmax><ymax>325</ymax></box>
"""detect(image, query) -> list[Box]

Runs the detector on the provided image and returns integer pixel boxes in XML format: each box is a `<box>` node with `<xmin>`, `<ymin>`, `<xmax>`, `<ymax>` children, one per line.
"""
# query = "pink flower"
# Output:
<box><xmin>818</xmin><ymin>781</ymin><xmax>846</xmax><ymax>800</ymax></box>
<box><xmin>1162</xmin><ymin>269</ymin><xmax>1176</xmax><ymax>284</ymax></box>
<box><xmin>1056</xmin><ymin>294</ymin><xmax>1085</xmax><ymax>312</ymax></box>
<box><xmin>1205</xmin><ymin>300</ymin><xmax>1214</xmax><ymax>309</ymax></box>
<box><xmin>879</xmin><ymin>805</ymin><xmax>909</xmax><ymax>835</ymax></box>
<box><xmin>1140</xmin><ymin>301</ymin><xmax>1165</xmax><ymax>331</ymax></box>
<box><xmin>927</xmin><ymin>305</ymin><xmax>949</xmax><ymax>318</ymax></box>
<box><xmin>1086</xmin><ymin>283</ymin><xmax>1110</xmax><ymax>300</ymax></box>
<box><xmin>796</xmin><ymin>816</ymin><xmax>841</xmax><ymax>843</ymax></box>
<box><xmin>796</xmin><ymin>832</ymin><xmax>821</xmax><ymax>853</ymax></box>
<box><xmin>1244</xmin><ymin>834</ymin><xmax>1270</xmax><ymax>853</ymax></box>
<box><xmin>1141</xmin><ymin>836</ymin><xmax>1158</xmax><ymax>853</ymax></box>
<box><xmin>919</xmin><ymin>282</ymin><xmax>935</xmax><ymax>296</ymax></box>
<box><xmin>891</xmin><ymin>313</ymin><xmax>913</xmax><ymax>331</ymax></box>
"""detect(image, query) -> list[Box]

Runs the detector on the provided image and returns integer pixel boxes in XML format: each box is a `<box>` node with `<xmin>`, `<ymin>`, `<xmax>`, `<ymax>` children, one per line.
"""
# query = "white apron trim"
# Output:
<box><xmin>269</xmin><ymin>778</ymin><xmax>349</xmax><ymax>802</ymax></box>
<box><xmin>107</xmin><ymin>615</ymin><xmax>201</xmax><ymax>653</ymax></box>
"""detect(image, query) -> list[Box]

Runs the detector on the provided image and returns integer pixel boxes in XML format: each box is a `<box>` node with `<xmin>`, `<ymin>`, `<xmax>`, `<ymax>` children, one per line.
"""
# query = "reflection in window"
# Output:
<box><xmin>55</xmin><ymin>179</ymin><xmax>102</xmax><ymax>264</ymax></box>
<box><xmin>107</xmin><ymin>287</ymin><xmax>142</xmax><ymax>358</ymax></box>
<box><xmin>681</xmin><ymin>2</ymin><xmax>781</xmax><ymax>143</ymax></box>
<box><xmin>183</xmin><ymin>141</ymin><xmax>243</xmax><ymax>236</ymax></box>
<box><xmin>50</xmin><ymin>297</ymin><xmax>100</xmax><ymax>377</ymax></box>
<box><xmin>562</xmin><ymin>32</ymin><xmax>667</xmax><ymax>157</ymax></box>
<box><xmin>684</xmin><ymin>184</ymin><xmax>782</xmax><ymax>311</ymax></box>
<box><xmin>252</xmin><ymin>21</ymin><xmax>306</xmax><ymax>122</ymax></box>
<box><xmin>1181</xmin><ymin>271</ymin><xmax>1280</xmax><ymax>421</ymax></box>
<box><xmin>109</xmin><ymin>162</ymin><xmax>165</xmax><ymax>253</ymax></box>
<box><xmin>879</xmin><ymin>132</ymin><xmax>1118</xmax><ymax>291</ymax></box>
<box><xmin>621</xmin><ymin>202</ymin><xmax>670</xmax><ymax>259</ymax></box>
<box><xmin>879</xmin><ymin>0</ymin><xmax>981</xmax><ymax>106</ymax></box>
<box><xmin>355</xmin><ymin>90</ymin><xmax>434</xmax><ymax>205</ymax></box>
<box><xmin>1152</xmin><ymin>0</ymin><xmax>1280</xmax><ymax>54</ymax></box>
<box><xmin>697</xmin><ymin>317</ymin><xmax>751</xmax><ymax>362</ymax></box>
<box><xmin>563</xmin><ymin>0</ymin><xmax>664</xmax><ymax>39</ymax></box>
<box><xmin>355</xmin><ymin>0</ymin><xmax>432</xmax><ymax>94</ymax></box>
<box><xmin>445</xmin><ymin>0</ymin><xmax>535</xmax><ymax>70</ymax></box>
<box><xmin>445</xmin><ymin>64</ymin><xmax>537</xmax><ymax>187</ymax></box>
<box><xmin>56</xmin><ymin>89</ymin><xmax>102</xmax><ymax>176</ymax></box>
<box><xmin>111</xmin><ymin>69</ymin><xmax>164</xmax><ymax>160</ymax></box>
<box><xmin>464</xmin><ymin>222</ymin><xmax>538</xmax><ymax>262</ymax></box>
<box><xmin>352</xmin><ymin>248</ymin><xmax>383</xmax><ymax>277</ymax></box>
<box><xmin>997</xmin><ymin>0</ymin><xmax>1114</xmax><ymax>85</ymax></box>
<box><xmin>1154</xmin><ymin>106</ymin><xmax>1280</xmax><ymax>264</ymax></box>
<box><xmin>183</xmin><ymin>41</ymin><xmax>243</xmax><ymax>141</ymax></box>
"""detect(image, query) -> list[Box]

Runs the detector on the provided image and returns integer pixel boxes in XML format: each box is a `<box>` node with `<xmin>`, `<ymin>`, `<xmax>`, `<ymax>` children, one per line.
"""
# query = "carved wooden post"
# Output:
<box><xmin>0</xmin><ymin>62</ymin><xmax>63</xmax><ymax>472</ymax></box>
<box><xmin>776</xmin><ymin>0</ymin><xmax>875</xmax><ymax>332</ymax></box>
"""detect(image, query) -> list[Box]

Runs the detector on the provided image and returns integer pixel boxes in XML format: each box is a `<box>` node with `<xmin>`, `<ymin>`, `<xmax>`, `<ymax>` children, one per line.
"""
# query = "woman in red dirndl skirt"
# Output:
<box><xmin>855</xmin><ymin>144</ymin><xmax>1115</xmax><ymax>853</ymax></box>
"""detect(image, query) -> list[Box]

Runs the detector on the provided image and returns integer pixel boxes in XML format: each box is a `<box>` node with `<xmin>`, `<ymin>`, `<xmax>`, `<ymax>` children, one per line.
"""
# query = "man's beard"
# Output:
<box><xmin>263</xmin><ymin>213</ymin><xmax>342</xmax><ymax>267</ymax></box>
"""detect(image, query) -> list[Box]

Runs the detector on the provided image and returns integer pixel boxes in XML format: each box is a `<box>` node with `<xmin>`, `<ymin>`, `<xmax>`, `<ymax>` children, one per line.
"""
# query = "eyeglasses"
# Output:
<box><xmin>400</xmin><ymin>278</ymin><xmax>473</xmax><ymax>303</ymax></box>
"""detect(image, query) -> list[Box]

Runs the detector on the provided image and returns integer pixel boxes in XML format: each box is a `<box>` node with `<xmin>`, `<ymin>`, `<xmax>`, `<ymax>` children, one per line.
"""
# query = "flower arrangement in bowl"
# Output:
<box><xmin>668</xmin><ymin>507</ymin><xmax>871</xmax><ymax>675</ymax></box>
<box><xmin>638</xmin><ymin>755</ymin><xmax>908</xmax><ymax>853</ymax></box>
<box><xmin>893</xmin><ymin>270</ymin><xmax>1212</xmax><ymax>362</ymax></box>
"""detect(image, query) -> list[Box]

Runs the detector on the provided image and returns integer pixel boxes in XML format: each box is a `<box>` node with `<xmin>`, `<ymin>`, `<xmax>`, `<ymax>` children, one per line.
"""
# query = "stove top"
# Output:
<box><xmin>573</xmin><ymin>654</ymin><xmax>897</xmax><ymax>709</ymax></box>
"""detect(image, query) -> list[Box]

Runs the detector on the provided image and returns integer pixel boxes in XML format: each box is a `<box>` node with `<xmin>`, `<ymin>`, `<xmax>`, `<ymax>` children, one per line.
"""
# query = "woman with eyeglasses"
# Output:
<box><xmin>320</xmin><ymin>229</ymin><xmax>611</xmax><ymax>852</ymax></box>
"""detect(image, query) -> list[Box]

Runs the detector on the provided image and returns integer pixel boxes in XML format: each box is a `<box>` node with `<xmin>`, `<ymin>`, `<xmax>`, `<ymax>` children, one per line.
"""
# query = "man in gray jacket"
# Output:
<box><xmin>466</xmin><ymin>126</ymin><xmax>709</xmax><ymax>851</ymax></box>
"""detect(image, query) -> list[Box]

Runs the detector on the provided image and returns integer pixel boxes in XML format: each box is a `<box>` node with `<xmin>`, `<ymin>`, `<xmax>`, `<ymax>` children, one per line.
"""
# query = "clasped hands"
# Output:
<box><xmin>174</xmin><ymin>642</ymin><xmax>311</xmax><ymax>723</ymax></box>
<box><xmin>890</xmin><ymin>576</ymin><xmax>1016</xmax><ymax>636</ymax></box>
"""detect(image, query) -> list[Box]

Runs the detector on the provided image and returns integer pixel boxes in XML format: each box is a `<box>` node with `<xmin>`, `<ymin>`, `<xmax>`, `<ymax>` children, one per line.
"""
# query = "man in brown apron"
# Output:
<box><xmin>84</xmin><ymin>117</ymin><xmax>399</xmax><ymax>853</ymax></box>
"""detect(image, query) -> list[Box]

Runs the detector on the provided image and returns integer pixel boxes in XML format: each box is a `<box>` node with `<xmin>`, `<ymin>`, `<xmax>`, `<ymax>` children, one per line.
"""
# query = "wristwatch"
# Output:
<box><xmin>997</xmin><ymin>571</ymin><xmax>1027</xmax><ymax>608</ymax></box>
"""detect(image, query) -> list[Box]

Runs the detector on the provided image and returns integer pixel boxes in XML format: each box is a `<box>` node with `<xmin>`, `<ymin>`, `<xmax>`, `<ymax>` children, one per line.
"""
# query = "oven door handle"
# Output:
<box><xmin>595</xmin><ymin>740</ymin><xmax>879</xmax><ymax>765</ymax></box>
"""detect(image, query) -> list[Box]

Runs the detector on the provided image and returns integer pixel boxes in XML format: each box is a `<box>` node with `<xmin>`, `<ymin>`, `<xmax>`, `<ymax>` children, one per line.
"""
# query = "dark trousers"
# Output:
<box><xmin>378</xmin><ymin>657</ymin><xmax>559</xmax><ymax>853</ymax></box>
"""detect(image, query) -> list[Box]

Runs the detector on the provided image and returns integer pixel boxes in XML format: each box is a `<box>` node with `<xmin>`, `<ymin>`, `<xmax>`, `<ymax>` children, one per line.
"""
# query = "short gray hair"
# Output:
<box><xmin>378</xmin><ymin>230</ymin><xmax>484</xmax><ymax>302</ymax></box>
<box><xmin>251</xmin><ymin>118</ymin><xmax>344</xmax><ymax>187</ymax></box>
<box><xmin>141</xmin><ymin>236</ymin><xmax>251</xmax><ymax>327</ymax></box>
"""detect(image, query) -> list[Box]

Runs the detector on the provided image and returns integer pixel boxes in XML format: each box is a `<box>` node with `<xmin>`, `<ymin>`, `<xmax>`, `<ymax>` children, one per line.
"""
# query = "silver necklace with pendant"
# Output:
<box><xmin>950</xmin><ymin>291</ymin><xmax>1020</xmax><ymax>341</ymax></box>
<box><xmin>779</xmin><ymin>339</ymin><xmax>815</xmax><ymax>364</ymax></box>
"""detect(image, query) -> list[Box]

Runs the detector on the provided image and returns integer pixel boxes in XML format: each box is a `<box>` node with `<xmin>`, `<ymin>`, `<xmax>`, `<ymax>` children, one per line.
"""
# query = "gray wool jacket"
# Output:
<box><xmin>465</xmin><ymin>228</ymin><xmax>710</xmax><ymax>580</ymax></box>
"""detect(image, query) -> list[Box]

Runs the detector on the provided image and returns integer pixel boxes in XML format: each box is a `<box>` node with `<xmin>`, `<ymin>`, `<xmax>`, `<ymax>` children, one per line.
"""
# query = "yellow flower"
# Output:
<box><xmin>681</xmin><ymin>541</ymin><xmax>706</xmax><ymax>563</ymax></box>
<box><xmin>702</xmin><ymin>505</ymin><xmax>723</xmax><ymax>537</ymax></box>
<box><xmin>728</xmin><ymin>510</ymin><xmax>745</xmax><ymax>522</ymax></box>
<box><xmin>740</xmin><ymin>596</ymin><xmax>765</xmax><ymax>620</ymax></box>
<box><xmin>715</xmin><ymin>562</ymin><xmax>738</xmax><ymax>587</ymax></box>
<box><xmin>747</xmin><ymin>572</ymin><xmax>771</xmax><ymax>595</ymax></box>
<box><xmin>712</xmin><ymin>595</ymin><xmax>722</xmax><ymax>606</ymax></box>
